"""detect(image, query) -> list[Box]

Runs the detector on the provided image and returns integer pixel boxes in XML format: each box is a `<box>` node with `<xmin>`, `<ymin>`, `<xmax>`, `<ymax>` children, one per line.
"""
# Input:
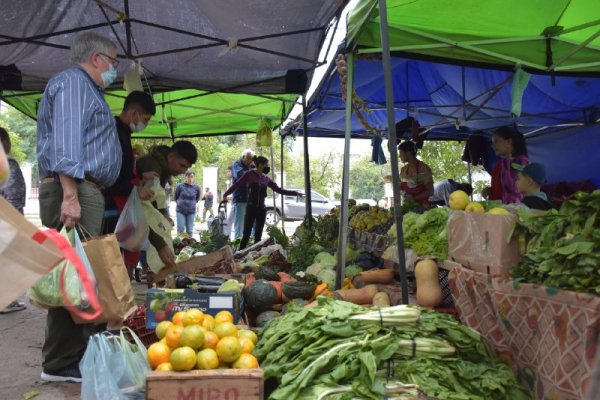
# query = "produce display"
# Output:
<box><xmin>255</xmin><ymin>298</ymin><xmax>529</xmax><ymax>399</ymax></box>
<box><xmin>146</xmin><ymin>309</ymin><xmax>259</xmax><ymax>372</ymax></box>
<box><xmin>511</xmin><ymin>190</ymin><xmax>600</xmax><ymax>295</ymax></box>
<box><xmin>388</xmin><ymin>207</ymin><xmax>449</xmax><ymax>260</ymax></box>
<box><xmin>349</xmin><ymin>205</ymin><xmax>394</xmax><ymax>234</ymax></box>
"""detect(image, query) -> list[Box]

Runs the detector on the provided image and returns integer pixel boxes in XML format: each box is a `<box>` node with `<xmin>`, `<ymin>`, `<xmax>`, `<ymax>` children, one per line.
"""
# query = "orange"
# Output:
<box><xmin>170</xmin><ymin>346</ymin><xmax>197</xmax><ymax>371</ymax></box>
<box><xmin>147</xmin><ymin>342</ymin><xmax>171</xmax><ymax>369</ymax></box>
<box><xmin>179</xmin><ymin>325</ymin><xmax>206</xmax><ymax>350</ymax></box>
<box><xmin>202</xmin><ymin>314</ymin><xmax>215</xmax><ymax>331</ymax></box>
<box><xmin>165</xmin><ymin>325</ymin><xmax>184</xmax><ymax>349</ymax></box>
<box><xmin>172</xmin><ymin>311</ymin><xmax>187</xmax><ymax>326</ymax></box>
<box><xmin>238</xmin><ymin>329</ymin><xmax>258</xmax><ymax>345</ymax></box>
<box><xmin>239</xmin><ymin>337</ymin><xmax>255</xmax><ymax>355</ymax></box>
<box><xmin>196</xmin><ymin>348</ymin><xmax>219</xmax><ymax>370</ymax></box>
<box><xmin>213</xmin><ymin>322</ymin><xmax>238</xmax><ymax>339</ymax></box>
<box><xmin>155</xmin><ymin>321</ymin><xmax>174</xmax><ymax>339</ymax></box>
<box><xmin>202</xmin><ymin>331</ymin><xmax>219</xmax><ymax>350</ymax></box>
<box><xmin>232</xmin><ymin>353</ymin><xmax>259</xmax><ymax>369</ymax></box>
<box><xmin>214</xmin><ymin>310</ymin><xmax>234</xmax><ymax>324</ymax></box>
<box><xmin>155</xmin><ymin>362</ymin><xmax>173</xmax><ymax>372</ymax></box>
<box><xmin>182</xmin><ymin>308</ymin><xmax>204</xmax><ymax>326</ymax></box>
<box><xmin>216</xmin><ymin>336</ymin><xmax>241</xmax><ymax>363</ymax></box>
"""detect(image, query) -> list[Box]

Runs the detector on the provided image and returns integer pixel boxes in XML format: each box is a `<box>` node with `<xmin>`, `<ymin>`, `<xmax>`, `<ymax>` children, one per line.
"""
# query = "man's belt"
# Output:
<box><xmin>42</xmin><ymin>175</ymin><xmax>106</xmax><ymax>191</ymax></box>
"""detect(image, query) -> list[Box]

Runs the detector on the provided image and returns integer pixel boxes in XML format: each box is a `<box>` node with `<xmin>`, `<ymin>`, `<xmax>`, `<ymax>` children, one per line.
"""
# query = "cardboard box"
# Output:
<box><xmin>145</xmin><ymin>289</ymin><xmax>242</xmax><ymax>329</ymax></box>
<box><xmin>154</xmin><ymin>246</ymin><xmax>236</xmax><ymax>283</ymax></box>
<box><xmin>146</xmin><ymin>369</ymin><xmax>263</xmax><ymax>400</ymax></box>
<box><xmin>447</xmin><ymin>210</ymin><xmax>520</xmax><ymax>275</ymax></box>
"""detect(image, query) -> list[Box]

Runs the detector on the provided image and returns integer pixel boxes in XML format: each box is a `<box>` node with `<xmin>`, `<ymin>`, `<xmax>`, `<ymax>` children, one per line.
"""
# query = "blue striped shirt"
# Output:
<box><xmin>37</xmin><ymin>66</ymin><xmax>122</xmax><ymax>186</ymax></box>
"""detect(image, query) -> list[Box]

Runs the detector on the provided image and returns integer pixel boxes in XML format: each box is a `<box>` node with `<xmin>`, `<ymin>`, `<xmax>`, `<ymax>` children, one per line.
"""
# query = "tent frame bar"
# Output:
<box><xmin>377</xmin><ymin>0</ymin><xmax>408</xmax><ymax>304</ymax></box>
<box><xmin>549</xmin><ymin>29</ymin><xmax>600</xmax><ymax>71</ymax></box>
<box><xmin>0</xmin><ymin>21</ymin><xmax>121</xmax><ymax>47</ymax></box>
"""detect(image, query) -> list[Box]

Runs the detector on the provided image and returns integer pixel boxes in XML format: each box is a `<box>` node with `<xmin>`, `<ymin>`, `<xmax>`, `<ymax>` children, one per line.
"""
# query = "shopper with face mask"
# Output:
<box><xmin>36</xmin><ymin>32</ymin><xmax>122</xmax><ymax>383</ymax></box>
<box><xmin>102</xmin><ymin>90</ymin><xmax>156</xmax><ymax>279</ymax></box>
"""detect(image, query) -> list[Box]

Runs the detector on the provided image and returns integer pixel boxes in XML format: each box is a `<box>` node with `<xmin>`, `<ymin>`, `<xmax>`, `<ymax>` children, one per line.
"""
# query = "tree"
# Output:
<box><xmin>349</xmin><ymin>156</ymin><xmax>385</xmax><ymax>201</ymax></box>
<box><xmin>286</xmin><ymin>150</ymin><xmax>342</xmax><ymax>199</ymax></box>
<box><xmin>0</xmin><ymin>104</ymin><xmax>37</xmax><ymax>164</ymax></box>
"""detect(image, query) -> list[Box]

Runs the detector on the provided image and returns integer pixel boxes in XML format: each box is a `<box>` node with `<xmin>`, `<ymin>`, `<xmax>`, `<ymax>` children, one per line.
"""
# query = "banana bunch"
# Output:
<box><xmin>349</xmin><ymin>206</ymin><xmax>393</xmax><ymax>231</ymax></box>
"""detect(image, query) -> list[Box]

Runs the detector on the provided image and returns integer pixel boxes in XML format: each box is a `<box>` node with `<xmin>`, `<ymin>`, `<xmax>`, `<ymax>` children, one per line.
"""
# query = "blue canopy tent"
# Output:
<box><xmin>285</xmin><ymin>55</ymin><xmax>600</xmax><ymax>184</ymax></box>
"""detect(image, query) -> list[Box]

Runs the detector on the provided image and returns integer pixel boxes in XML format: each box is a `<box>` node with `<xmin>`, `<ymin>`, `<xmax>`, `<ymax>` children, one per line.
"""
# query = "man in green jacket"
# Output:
<box><xmin>136</xmin><ymin>141</ymin><xmax>197</xmax><ymax>273</ymax></box>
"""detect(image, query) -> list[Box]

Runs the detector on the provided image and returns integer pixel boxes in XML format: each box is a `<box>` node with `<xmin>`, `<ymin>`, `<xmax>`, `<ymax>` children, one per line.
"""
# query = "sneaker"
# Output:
<box><xmin>0</xmin><ymin>301</ymin><xmax>26</xmax><ymax>314</ymax></box>
<box><xmin>40</xmin><ymin>363</ymin><xmax>82</xmax><ymax>383</ymax></box>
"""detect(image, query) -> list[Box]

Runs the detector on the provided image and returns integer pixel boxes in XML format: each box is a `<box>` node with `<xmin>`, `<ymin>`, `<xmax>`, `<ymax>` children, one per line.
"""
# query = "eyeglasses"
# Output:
<box><xmin>98</xmin><ymin>52</ymin><xmax>119</xmax><ymax>68</ymax></box>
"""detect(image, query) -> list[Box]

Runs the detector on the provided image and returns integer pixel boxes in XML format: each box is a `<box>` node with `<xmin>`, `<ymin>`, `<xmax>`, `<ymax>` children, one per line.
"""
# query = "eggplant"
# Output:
<box><xmin>192</xmin><ymin>276</ymin><xmax>226</xmax><ymax>286</ymax></box>
<box><xmin>175</xmin><ymin>274</ymin><xmax>193</xmax><ymax>288</ymax></box>
<box><xmin>193</xmin><ymin>284</ymin><xmax>221</xmax><ymax>293</ymax></box>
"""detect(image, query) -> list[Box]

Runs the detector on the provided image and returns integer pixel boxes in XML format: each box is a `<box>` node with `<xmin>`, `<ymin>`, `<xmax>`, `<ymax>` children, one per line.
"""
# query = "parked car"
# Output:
<box><xmin>264</xmin><ymin>188</ymin><xmax>336</xmax><ymax>226</ymax></box>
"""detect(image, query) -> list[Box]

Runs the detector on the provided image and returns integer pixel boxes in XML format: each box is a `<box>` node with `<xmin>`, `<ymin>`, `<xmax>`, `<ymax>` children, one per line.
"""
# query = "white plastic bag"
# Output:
<box><xmin>80</xmin><ymin>329</ymin><xmax>149</xmax><ymax>400</ymax></box>
<box><xmin>115</xmin><ymin>187</ymin><xmax>150</xmax><ymax>252</ymax></box>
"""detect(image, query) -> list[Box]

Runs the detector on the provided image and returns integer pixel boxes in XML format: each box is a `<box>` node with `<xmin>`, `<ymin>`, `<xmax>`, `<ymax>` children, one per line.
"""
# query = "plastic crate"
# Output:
<box><xmin>124</xmin><ymin>306</ymin><xmax>158</xmax><ymax>348</ymax></box>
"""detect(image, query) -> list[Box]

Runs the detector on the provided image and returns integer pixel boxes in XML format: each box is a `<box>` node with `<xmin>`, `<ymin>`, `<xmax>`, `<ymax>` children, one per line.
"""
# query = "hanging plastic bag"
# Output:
<box><xmin>28</xmin><ymin>227</ymin><xmax>102</xmax><ymax>321</ymax></box>
<box><xmin>80</xmin><ymin>329</ymin><xmax>149</xmax><ymax>400</ymax></box>
<box><xmin>256</xmin><ymin>118</ymin><xmax>273</xmax><ymax>147</ymax></box>
<box><xmin>140</xmin><ymin>178</ymin><xmax>174</xmax><ymax>273</ymax></box>
<box><xmin>0</xmin><ymin>141</ymin><xmax>9</xmax><ymax>189</ymax></box>
<box><xmin>115</xmin><ymin>187</ymin><xmax>150</xmax><ymax>252</ymax></box>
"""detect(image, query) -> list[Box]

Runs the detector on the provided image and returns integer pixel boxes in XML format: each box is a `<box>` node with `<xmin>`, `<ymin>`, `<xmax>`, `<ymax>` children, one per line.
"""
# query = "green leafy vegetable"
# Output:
<box><xmin>388</xmin><ymin>207</ymin><xmax>449</xmax><ymax>259</ymax></box>
<box><xmin>510</xmin><ymin>190</ymin><xmax>600</xmax><ymax>295</ymax></box>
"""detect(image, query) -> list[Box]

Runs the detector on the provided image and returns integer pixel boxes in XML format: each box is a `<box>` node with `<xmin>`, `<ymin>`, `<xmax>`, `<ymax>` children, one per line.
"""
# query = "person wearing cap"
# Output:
<box><xmin>514</xmin><ymin>162</ymin><xmax>555</xmax><ymax>211</ymax></box>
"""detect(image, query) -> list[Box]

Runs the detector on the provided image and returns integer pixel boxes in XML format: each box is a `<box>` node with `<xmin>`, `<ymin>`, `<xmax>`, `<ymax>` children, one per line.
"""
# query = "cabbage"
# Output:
<box><xmin>218</xmin><ymin>279</ymin><xmax>244</xmax><ymax>293</ymax></box>
<box><xmin>314</xmin><ymin>252</ymin><xmax>336</xmax><ymax>268</ymax></box>
<box><xmin>344</xmin><ymin>264</ymin><xmax>362</xmax><ymax>279</ymax></box>
<box><xmin>345</xmin><ymin>246</ymin><xmax>358</xmax><ymax>263</ymax></box>
<box><xmin>317</xmin><ymin>269</ymin><xmax>337</xmax><ymax>291</ymax></box>
<box><xmin>306</xmin><ymin>263</ymin><xmax>325</xmax><ymax>277</ymax></box>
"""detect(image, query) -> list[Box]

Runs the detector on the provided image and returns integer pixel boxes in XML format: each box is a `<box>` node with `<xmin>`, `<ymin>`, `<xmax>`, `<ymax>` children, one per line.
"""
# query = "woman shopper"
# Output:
<box><xmin>222</xmin><ymin>156</ymin><xmax>302</xmax><ymax>250</ymax></box>
<box><xmin>175</xmin><ymin>171</ymin><xmax>201</xmax><ymax>236</ymax></box>
<box><xmin>490</xmin><ymin>126</ymin><xmax>529</xmax><ymax>204</ymax></box>
<box><xmin>398</xmin><ymin>140</ymin><xmax>434</xmax><ymax>206</ymax></box>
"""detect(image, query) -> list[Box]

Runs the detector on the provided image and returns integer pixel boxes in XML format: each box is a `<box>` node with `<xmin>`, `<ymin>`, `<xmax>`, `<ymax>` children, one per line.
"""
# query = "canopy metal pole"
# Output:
<box><xmin>280</xmin><ymin>136</ymin><xmax>285</xmax><ymax>232</ymax></box>
<box><xmin>269</xmin><ymin>145</ymin><xmax>277</xmax><ymax>225</ymax></box>
<box><xmin>302</xmin><ymin>96</ymin><xmax>313</xmax><ymax>226</ymax></box>
<box><xmin>335</xmin><ymin>52</ymin><xmax>354</xmax><ymax>290</ymax></box>
<box><xmin>124</xmin><ymin>0</ymin><xmax>132</xmax><ymax>57</ymax></box>
<box><xmin>378</xmin><ymin>0</ymin><xmax>408</xmax><ymax>304</ymax></box>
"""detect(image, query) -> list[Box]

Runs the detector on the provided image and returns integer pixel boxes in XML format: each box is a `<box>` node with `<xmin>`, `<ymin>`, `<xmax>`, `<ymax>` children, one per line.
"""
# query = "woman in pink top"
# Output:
<box><xmin>490</xmin><ymin>126</ymin><xmax>529</xmax><ymax>204</ymax></box>
<box><xmin>223</xmin><ymin>156</ymin><xmax>302</xmax><ymax>250</ymax></box>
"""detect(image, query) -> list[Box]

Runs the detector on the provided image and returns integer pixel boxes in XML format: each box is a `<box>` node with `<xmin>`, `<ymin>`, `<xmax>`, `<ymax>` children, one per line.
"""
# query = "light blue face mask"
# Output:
<box><xmin>100</xmin><ymin>64</ymin><xmax>117</xmax><ymax>88</ymax></box>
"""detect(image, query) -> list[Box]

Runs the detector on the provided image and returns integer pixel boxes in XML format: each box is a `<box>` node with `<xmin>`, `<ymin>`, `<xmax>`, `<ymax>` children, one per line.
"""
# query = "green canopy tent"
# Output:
<box><xmin>334</xmin><ymin>0</ymin><xmax>600</xmax><ymax>299</ymax></box>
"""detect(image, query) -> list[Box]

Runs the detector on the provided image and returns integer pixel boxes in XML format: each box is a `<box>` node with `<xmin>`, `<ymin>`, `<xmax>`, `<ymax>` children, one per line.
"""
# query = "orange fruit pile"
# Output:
<box><xmin>147</xmin><ymin>309</ymin><xmax>259</xmax><ymax>372</ymax></box>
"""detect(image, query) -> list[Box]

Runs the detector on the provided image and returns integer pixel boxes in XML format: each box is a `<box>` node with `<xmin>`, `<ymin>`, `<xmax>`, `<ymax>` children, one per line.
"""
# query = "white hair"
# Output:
<box><xmin>70</xmin><ymin>32</ymin><xmax>117</xmax><ymax>64</ymax></box>
<box><xmin>241</xmin><ymin>149</ymin><xmax>255</xmax><ymax>158</ymax></box>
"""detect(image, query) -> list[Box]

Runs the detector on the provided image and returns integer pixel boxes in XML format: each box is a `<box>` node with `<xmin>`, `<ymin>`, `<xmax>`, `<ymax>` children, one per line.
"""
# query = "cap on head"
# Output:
<box><xmin>513</xmin><ymin>162</ymin><xmax>547</xmax><ymax>186</ymax></box>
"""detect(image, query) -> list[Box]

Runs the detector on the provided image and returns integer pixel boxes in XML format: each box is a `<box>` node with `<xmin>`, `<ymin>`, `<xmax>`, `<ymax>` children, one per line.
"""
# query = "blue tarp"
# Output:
<box><xmin>287</xmin><ymin>56</ymin><xmax>600</xmax><ymax>184</ymax></box>
<box><xmin>293</xmin><ymin>57</ymin><xmax>600</xmax><ymax>138</ymax></box>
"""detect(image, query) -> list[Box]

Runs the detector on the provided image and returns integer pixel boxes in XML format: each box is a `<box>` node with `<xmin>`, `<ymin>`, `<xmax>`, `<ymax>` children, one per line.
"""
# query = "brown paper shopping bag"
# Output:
<box><xmin>72</xmin><ymin>234</ymin><xmax>137</xmax><ymax>324</ymax></box>
<box><xmin>0</xmin><ymin>197</ymin><xmax>64</xmax><ymax>309</ymax></box>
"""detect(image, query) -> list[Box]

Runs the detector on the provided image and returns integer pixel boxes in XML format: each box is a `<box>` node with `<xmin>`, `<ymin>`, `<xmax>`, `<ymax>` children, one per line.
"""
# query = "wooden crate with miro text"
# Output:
<box><xmin>146</xmin><ymin>368</ymin><xmax>264</xmax><ymax>400</ymax></box>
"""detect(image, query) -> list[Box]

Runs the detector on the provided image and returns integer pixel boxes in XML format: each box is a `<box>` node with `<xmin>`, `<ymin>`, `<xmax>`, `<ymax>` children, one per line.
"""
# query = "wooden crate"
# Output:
<box><xmin>146</xmin><ymin>368</ymin><xmax>263</xmax><ymax>400</ymax></box>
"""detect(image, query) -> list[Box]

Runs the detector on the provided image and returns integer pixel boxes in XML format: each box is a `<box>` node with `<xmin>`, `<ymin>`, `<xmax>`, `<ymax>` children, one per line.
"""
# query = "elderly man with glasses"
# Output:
<box><xmin>36</xmin><ymin>32</ymin><xmax>122</xmax><ymax>383</ymax></box>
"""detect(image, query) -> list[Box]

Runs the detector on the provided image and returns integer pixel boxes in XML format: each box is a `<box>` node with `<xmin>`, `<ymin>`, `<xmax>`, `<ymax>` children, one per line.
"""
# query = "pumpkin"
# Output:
<box><xmin>244</xmin><ymin>279</ymin><xmax>278</xmax><ymax>313</ymax></box>
<box><xmin>255</xmin><ymin>266</ymin><xmax>280</xmax><ymax>281</ymax></box>
<box><xmin>310</xmin><ymin>282</ymin><xmax>330</xmax><ymax>301</ymax></box>
<box><xmin>282</xmin><ymin>282</ymin><xmax>317</xmax><ymax>300</ymax></box>
<box><xmin>244</xmin><ymin>273</ymin><xmax>256</xmax><ymax>288</ymax></box>
<box><xmin>281</xmin><ymin>298</ymin><xmax>308</xmax><ymax>314</ymax></box>
<box><xmin>269</xmin><ymin>281</ymin><xmax>283</xmax><ymax>303</ymax></box>
<box><xmin>255</xmin><ymin>310</ymin><xmax>280</xmax><ymax>328</ymax></box>
<box><xmin>277</xmin><ymin>272</ymin><xmax>296</xmax><ymax>283</ymax></box>
<box><xmin>415</xmin><ymin>258</ymin><xmax>442</xmax><ymax>308</ymax></box>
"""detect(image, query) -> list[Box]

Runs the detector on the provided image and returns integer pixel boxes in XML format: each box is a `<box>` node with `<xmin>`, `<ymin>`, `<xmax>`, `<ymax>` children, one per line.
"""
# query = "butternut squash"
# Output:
<box><xmin>334</xmin><ymin>284</ymin><xmax>378</xmax><ymax>304</ymax></box>
<box><xmin>372</xmin><ymin>292</ymin><xmax>391</xmax><ymax>307</ymax></box>
<box><xmin>415</xmin><ymin>258</ymin><xmax>442</xmax><ymax>308</ymax></box>
<box><xmin>358</xmin><ymin>268</ymin><xmax>395</xmax><ymax>284</ymax></box>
